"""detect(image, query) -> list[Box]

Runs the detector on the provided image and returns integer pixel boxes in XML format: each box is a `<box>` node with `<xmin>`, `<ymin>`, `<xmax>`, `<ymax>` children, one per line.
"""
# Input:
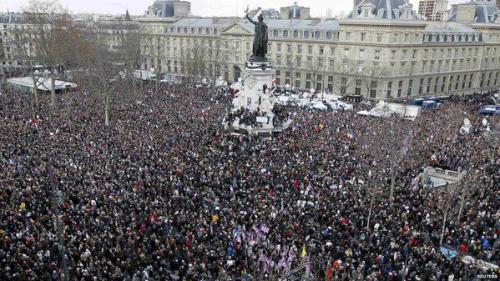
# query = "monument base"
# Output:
<box><xmin>225</xmin><ymin>61</ymin><xmax>292</xmax><ymax>136</ymax></box>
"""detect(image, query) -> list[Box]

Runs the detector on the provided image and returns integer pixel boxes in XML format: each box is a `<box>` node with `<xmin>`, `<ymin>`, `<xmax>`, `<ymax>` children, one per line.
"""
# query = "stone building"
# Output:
<box><xmin>418</xmin><ymin>0</ymin><xmax>449</xmax><ymax>21</ymax></box>
<box><xmin>145</xmin><ymin>0</ymin><xmax>191</xmax><ymax>18</ymax></box>
<box><xmin>95</xmin><ymin>13</ymin><xmax>140</xmax><ymax>62</ymax></box>
<box><xmin>280</xmin><ymin>3</ymin><xmax>311</xmax><ymax>20</ymax></box>
<box><xmin>0</xmin><ymin>13</ymin><xmax>40</xmax><ymax>77</ymax></box>
<box><xmin>139</xmin><ymin>0</ymin><xmax>500</xmax><ymax>100</ymax></box>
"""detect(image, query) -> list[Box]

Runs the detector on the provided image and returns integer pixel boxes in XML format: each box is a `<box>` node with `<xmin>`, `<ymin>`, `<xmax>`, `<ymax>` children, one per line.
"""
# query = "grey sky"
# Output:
<box><xmin>0</xmin><ymin>0</ymin><xmax>465</xmax><ymax>17</ymax></box>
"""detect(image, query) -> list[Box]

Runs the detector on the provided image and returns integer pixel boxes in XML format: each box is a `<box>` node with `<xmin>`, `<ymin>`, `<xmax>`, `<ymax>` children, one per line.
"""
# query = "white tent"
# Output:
<box><xmin>326</xmin><ymin>100</ymin><xmax>353</xmax><ymax>111</ymax></box>
<box><xmin>311</xmin><ymin>101</ymin><xmax>328</xmax><ymax>110</ymax></box>
<box><xmin>357</xmin><ymin>101</ymin><xmax>420</xmax><ymax>121</ymax></box>
<box><xmin>7</xmin><ymin>76</ymin><xmax>77</xmax><ymax>92</ymax></box>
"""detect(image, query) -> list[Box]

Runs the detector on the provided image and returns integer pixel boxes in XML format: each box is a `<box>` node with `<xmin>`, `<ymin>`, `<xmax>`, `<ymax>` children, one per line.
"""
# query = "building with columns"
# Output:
<box><xmin>139</xmin><ymin>0</ymin><xmax>500</xmax><ymax>100</ymax></box>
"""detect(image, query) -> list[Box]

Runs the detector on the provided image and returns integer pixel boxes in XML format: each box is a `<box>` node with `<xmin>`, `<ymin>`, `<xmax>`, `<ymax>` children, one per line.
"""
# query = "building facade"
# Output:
<box><xmin>139</xmin><ymin>0</ymin><xmax>500</xmax><ymax>100</ymax></box>
<box><xmin>418</xmin><ymin>0</ymin><xmax>449</xmax><ymax>21</ymax></box>
<box><xmin>96</xmin><ymin>14</ymin><xmax>140</xmax><ymax>60</ymax></box>
<box><xmin>0</xmin><ymin>13</ymin><xmax>40</xmax><ymax>77</ymax></box>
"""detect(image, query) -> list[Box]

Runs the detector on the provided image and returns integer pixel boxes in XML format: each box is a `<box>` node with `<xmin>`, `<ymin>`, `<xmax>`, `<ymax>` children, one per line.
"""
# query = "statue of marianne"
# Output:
<box><xmin>246</xmin><ymin>9</ymin><xmax>268</xmax><ymax>62</ymax></box>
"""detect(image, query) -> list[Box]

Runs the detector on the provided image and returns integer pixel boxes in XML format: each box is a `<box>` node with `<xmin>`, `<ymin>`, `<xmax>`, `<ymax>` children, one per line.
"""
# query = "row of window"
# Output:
<box><xmin>424</xmin><ymin>33</ymin><xmax>481</xmax><ymax>43</ymax></box>
<box><xmin>165</xmin><ymin>26</ymin><xmax>220</xmax><ymax>36</ymax></box>
<box><xmin>270</xmin><ymin>29</ymin><xmax>338</xmax><ymax>41</ymax></box>
<box><xmin>270</xmin><ymin>71</ymin><xmax>500</xmax><ymax>97</ymax></box>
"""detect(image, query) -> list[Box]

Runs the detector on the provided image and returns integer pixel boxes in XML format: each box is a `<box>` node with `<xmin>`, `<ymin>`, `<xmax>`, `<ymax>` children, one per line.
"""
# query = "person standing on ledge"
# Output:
<box><xmin>246</xmin><ymin>8</ymin><xmax>268</xmax><ymax>62</ymax></box>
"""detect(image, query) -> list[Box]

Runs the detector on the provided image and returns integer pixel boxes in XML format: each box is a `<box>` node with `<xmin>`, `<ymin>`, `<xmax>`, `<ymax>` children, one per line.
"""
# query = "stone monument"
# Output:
<box><xmin>226</xmin><ymin>8</ymin><xmax>291</xmax><ymax>135</ymax></box>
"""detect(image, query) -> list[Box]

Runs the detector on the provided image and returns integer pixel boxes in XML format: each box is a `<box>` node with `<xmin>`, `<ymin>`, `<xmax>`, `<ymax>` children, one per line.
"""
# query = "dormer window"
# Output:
<box><xmin>393</xmin><ymin>9</ymin><xmax>400</xmax><ymax>19</ymax></box>
<box><xmin>359</xmin><ymin>3</ymin><xmax>375</xmax><ymax>18</ymax></box>
<box><xmin>378</xmin><ymin>9</ymin><xmax>385</xmax><ymax>18</ymax></box>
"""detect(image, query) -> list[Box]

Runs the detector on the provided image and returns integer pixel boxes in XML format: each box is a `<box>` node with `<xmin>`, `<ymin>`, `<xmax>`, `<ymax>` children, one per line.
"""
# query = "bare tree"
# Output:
<box><xmin>361</xmin><ymin>63</ymin><xmax>388</xmax><ymax>100</ymax></box>
<box><xmin>358</xmin><ymin>114</ymin><xmax>412</xmax><ymax>223</ymax></box>
<box><xmin>20</xmin><ymin>0</ymin><xmax>69</xmax><ymax>106</ymax></box>
<box><xmin>207</xmin><ymin>38</ymin><xmax>224</xmax><ymax>81</ymax></box>
<box><xmin>333</xmin><ymin>57</ymin><xmax>363</xmax><ymax>96</ymax></box>
<box><xmin>181</xmin><ymin>40</ymin><xmax>208</xmax><ymax>82</ymax></box>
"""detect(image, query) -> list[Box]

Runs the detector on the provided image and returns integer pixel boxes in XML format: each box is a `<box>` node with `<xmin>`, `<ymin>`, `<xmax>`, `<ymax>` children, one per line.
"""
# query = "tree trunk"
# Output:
<box><xmin>367</xmin><ymin>190</ymin><xmax>375</xmax><ymax>231</ymax></box>
<box><xmin>32</xmin><ymin>72</ymin><xmax>38</xmax><ymax>107</ymax></box>
<box><xmin>50</xmin><ymin>70</ymin><xmax>56</xmax><ymax>106</ymax></box>
<box><xmin>439</xmin><ymin>205</ymin><xmax>449</xmax><ymax>246</ymax></box>
<box><xmin>457</xmin><ymin>182</ymin><xmax>467</xmax><ymax>223</ymax></box>
<box><xmin>104</xmin><ymin>91</ymin><xmax>110</xmax><ymax>126</ymax></box>
<box><xmin>389</xmin><ymin>165</ymin><xmax>395</xmax><ymax>205</ymax></box>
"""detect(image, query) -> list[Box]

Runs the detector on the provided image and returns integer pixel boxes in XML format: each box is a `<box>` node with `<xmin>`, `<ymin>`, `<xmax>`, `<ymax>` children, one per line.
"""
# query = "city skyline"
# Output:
<box><xmin>0</xmin><ymin>0</ymin><xmax>465</xmax><ymax>17</ymax></box>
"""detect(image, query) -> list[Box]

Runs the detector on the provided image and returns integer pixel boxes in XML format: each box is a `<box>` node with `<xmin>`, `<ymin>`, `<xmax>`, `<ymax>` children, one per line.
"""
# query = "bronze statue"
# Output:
<box><xmin>246</xmin><ymin>9</ymin><xmax>268</xmax><ymax>62</ymax></box>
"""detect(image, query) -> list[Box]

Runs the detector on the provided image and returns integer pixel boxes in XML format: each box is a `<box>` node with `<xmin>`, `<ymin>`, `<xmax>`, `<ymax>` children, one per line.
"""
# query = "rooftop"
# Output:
<box><xmin>448</xmin><ymin>0</ymin><xmax>499</xmax><ymax>24</ymax></box>
<box><xmin>170</xmin><ymin>17</ymin><xmax>340</xmax><ymax>31</ymax></box>
<box><xmin>348</xmin><ymin>0</ymin><xmax>419</xmax><ymax>21</ymax></box>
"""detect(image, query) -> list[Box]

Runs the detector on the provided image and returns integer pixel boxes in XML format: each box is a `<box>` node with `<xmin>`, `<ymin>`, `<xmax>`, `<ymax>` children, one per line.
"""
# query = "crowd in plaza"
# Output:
<box><xmin>0</xmin><ymin>83</ymin><xmax>498</xmax><ymax>281</ymax></box>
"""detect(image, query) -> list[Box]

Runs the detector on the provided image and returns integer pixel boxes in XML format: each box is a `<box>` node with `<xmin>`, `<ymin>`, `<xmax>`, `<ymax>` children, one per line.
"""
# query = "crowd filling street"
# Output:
<box><xmin>0</xmin><ymin>83</ymin><xmax>498</xmax><ymax>281</ymax></box>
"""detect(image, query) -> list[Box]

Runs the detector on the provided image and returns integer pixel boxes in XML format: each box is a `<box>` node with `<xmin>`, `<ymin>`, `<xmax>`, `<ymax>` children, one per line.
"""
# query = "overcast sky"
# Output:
<box><xmin>0</xmin><ymin>0</ymin><xmax>465</xmax><ymax>17</ymax></box>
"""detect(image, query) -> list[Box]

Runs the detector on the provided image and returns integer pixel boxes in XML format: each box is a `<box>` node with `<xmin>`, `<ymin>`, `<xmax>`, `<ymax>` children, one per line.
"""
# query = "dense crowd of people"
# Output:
<box><xmin>0</xmin><ymin>83</ymin><xmax>498</xmax><ymax>281</ymax></box>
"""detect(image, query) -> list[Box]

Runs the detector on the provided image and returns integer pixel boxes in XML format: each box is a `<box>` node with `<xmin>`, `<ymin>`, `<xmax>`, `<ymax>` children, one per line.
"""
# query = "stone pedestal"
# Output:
<box><xmin>232</xmin><ymin>62</ymin><xmax>276</xmax><ymax>112</ymax></box>
<box><xmin>226</xmin><ymin>61</ymin><xmax>291</xmax><ymax>136</ymax></box>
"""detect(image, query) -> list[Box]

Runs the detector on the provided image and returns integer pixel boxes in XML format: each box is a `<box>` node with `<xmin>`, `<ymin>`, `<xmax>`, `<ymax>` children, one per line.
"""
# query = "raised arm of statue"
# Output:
<box><xmin>246</xmin><ymin>13</ymin><xmax>257</xmax><ymax>25</ymax></box>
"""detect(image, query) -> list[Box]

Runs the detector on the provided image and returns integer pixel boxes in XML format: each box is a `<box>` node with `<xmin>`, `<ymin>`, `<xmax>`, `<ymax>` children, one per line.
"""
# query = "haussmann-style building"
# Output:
<box><xmin>138</xmin><ymin>0</ymin><xmax>500</xmax><ymax>100</ymax></box>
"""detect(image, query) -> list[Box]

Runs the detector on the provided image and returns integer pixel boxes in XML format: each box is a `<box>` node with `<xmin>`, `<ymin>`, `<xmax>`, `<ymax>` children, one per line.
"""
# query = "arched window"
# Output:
<box><xmin>273</xmin><ymin>30</ymin><xmax>278</xmax><ymax>37</ymax></box>
<box><xmin>184</xmin><ymin>27</ymin><xmax>188</xmax><ymax>33</ymax></box>
<box><xmin>283</xmin><ymin>30</ymin><xmax>288</xmax><ymax>37</ymax></box>
<box><xmin>304</xmin><ymin>31</ymin><xmax>309</xmax><ymax>39</ymax></box>
<box><xmin>314</xmin><ymin>31</ymin><xmax>321</xmax><ymax>38</ymax></box>
<box><xmin>214</xmin><ymin>29</ymin><xmax>218</xmax><ymax>35</ymax></box>
<box><xmin>293</xmin><ymin>30</ymin><xmax>299</xmax><ymax>38</ymax></box>
<box><xmin>326</xmin><ymin>31</ymin><xmax>332</xmax><ymax>39</ymax></box>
